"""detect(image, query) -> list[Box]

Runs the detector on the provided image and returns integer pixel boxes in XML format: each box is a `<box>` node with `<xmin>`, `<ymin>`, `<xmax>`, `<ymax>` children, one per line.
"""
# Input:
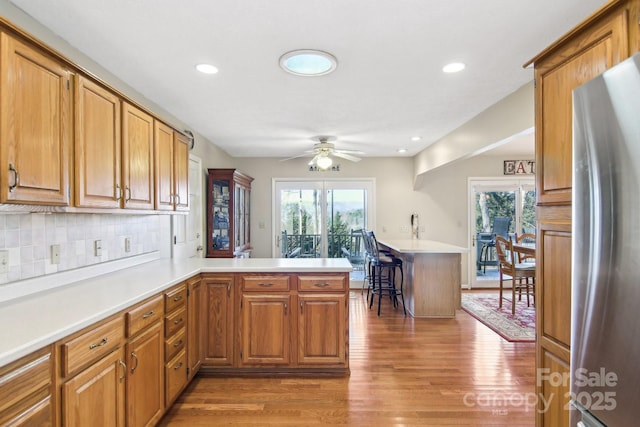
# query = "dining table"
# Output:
<box><xmin>512</xmin><ymin>241</ymin><xmax>536</xmax><ymax>257</ymax></box>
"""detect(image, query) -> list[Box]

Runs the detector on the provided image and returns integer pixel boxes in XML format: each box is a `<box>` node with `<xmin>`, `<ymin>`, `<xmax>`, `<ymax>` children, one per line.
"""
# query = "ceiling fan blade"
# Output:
<box><xmin>332</xmin><ymin>151</ymin><xmax>361</xmax><ymax>162</ymax></box>
<box><xmin>280</xmin><ymin>153</ymin><xmax>312</xmax><ymax>161</ymax></box>
<box><xmin>334</xmin><ymin>149</ymin><xmax>365</xmax><ymax>155</ymax></box>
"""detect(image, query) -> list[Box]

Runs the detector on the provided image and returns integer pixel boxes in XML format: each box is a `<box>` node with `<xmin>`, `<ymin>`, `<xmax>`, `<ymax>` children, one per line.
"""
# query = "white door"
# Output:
<box><xmin>173</xmin><ymin>155</ymin><xmax>203</xmax><ymax>259</ymax></box>
<box><xmin>468</xmin><ymin>177</ymin><xmax>535</xmax><ymax>288</ymax></box>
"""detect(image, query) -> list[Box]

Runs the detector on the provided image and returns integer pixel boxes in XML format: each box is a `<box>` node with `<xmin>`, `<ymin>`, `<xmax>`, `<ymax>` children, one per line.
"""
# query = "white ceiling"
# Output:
<box><xmin>9</xmin><ymin>0</ymin><xmax>605</xmax><ymax>159</ymax></box>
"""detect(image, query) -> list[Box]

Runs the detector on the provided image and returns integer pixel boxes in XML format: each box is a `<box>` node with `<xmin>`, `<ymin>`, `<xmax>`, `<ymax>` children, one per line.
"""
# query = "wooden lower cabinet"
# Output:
<box><xmin>0</xmin><ymin>346</ymin><xmax>53</xmax><ymax>427</ymax></box>
<box><xmin>164</xmin><ymin>284</ymin><xmax>189</xmax><ymax>408</ymax></box>
<box><xmin>126</xmin><ymin>322</ymin><xmax>164</xmax><ymax>427</ymax></box>
<box><xmin>200</xmin><ymin>272</ymin><xmax>349</xmax><ymax>374</ymax></box>
<box><xmin>62</xmin><ymin>347</ymin><xmax>126</xmax><ymax>427</ymax></box>
<box><xmin>298</xmin><ymin>293</ymin><xmax>347</xmax><ymax>366</ymax></box>
<box><xmin>187</xmin><ymin>276</ymin><xmax>202</xmax><ymax>380</ymax></box>
<box><xmin>202</xmin><ymin>274</ymin><xmax>235</xmax><ymax>367</ymax></box>
<box><xmin>239</xmin><ymin>294</ymin><xmax>292</xmax><ymax>366</ymax></box>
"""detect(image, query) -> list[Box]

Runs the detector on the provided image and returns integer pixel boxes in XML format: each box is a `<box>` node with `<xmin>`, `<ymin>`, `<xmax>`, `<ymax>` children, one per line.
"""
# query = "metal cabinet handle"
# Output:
<box><xmin>314</xmin><ymin>283</ymin><xmax>330</xmax><ymax>288</ymax></box>
<box><xmin>142</xmin><ymin>310</ymin><xmax>155</xmax><ymax>319</ymax></box>
<box><xmin>89</xmin><ymin>337</ymin><xmax>108</xmax><ymax>350</ymax></box>
<box><xmin>284</xmin><ymin>303</ymin><xmax>288</xmax><ymax>315</ymax></box>
<box><xmin>130</xmin><ymin>352</ymin><xmax>139</xmax><ymax>373</ymax></box>
<box><xmin>173</xmin><ymin>361</ymin><xmax>183</xmax><ymax>370</ymax></box>
<box><xmin>300</xmin><ymin>301</ymin><xmax>303</xmax><ymax>314</ymax></box>
<box><xmin>227</xmin><ymin>282</ymin><xmax>231</xmax><ymax>297</ymax></box>
<box><xmin>173</xmin><ymin>295</ymin><xmax>183</xmax><ymax>302</ymax></box>
<box><xmin>175</xmin><ymin>194</ymin><xmax>181</xmax><ymax>205</ymax></box>
<box><xmin>8</xmin><ymin>164</ymin><xmax>18</xmax><ymax>192</ymax></box>
<box><xmin>173</xmin><ymin>317</ymin><xmax>183</xmax><ymax>325</ymax></box>
<box><xmin>259</xmin><ymin>283</ymin><xmax>273</xmax><ymax>287</ymax></box>
<box><xmin>118</xmin><ymin>359</ymin><xmax>126</xmax><ymax>382</ymax></box>
<box><xmin>115</xmin><ymin>184</ymin><xmax>122</xmax><ymax>201</ymax></box>
<box><xmin>125</xmin><ymin>186</ymin><xmax>131</xmax><ymax>202</ymax></box>
<box><xmin>174</xmin><ymin>339</ymin><xmax>183</xmax><ymax>348</ymax></box>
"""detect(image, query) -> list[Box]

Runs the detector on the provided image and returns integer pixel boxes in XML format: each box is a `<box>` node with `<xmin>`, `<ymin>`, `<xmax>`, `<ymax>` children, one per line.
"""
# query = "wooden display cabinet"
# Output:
<box><xmin>206</xmin><ymin>169</ymin><xmax>253</xmax><ymax>258</ymax></box>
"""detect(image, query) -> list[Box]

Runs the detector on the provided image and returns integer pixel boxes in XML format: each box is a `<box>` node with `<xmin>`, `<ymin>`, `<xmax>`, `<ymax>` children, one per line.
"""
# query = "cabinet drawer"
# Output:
<box><xmin>165</xmin><ymin>285</ymin><xmax>187</xmax><ymax>313</ymax></box>
<box><xmin>126</xmin><ymin>295</ymin><xmax>163</xmax><ymax>337</ymax></box>
<box><xmin>165</xmin><ymin>349</ymin><xmax>187</xmax><ymax>407</ymax></box>
<box><xmin>165</xmin><ymin>306</ymin><xmax>186</xmax><ymax>337</ymax></box>
<box><xmin>298</xmin><ymin>275</ymin><xmax>346</xmax><ymax>292</ymax></box>
<box><xmin>241</xmin><ymin>275</ymin><xmax>290</xmax><ymax>291</ymax></box>
<box><xmin>61</xmin><ymin>316</ymin><xmax>124</xmax><ymax>377</ymax></box>
<box><xmin>165</xmin><ymin>327</ymin><xmax>186</xmax><ymax>361</ymax></box>
<box><xmin>0</xmin><ymin>347</ymin><xmax>51</xmax><ymax>414</ymax></box>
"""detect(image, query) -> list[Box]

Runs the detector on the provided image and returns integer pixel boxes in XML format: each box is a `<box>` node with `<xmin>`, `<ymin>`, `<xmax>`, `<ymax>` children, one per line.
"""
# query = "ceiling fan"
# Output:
<box><xmin>281</xmin><ymin>136</ymin><xmax>363</xmax><ymax>169</ymax></box>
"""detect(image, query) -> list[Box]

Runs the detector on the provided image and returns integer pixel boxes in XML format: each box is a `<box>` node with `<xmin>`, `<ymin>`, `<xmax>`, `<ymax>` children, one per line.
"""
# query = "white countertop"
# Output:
<box><xmin>0</xmin><ymin>257</ymin><xmax>352</xmax><ymax>367</ymax></box>
<box><xmin>377</xmin><ymin>239</ymin><xmax>468</xmax><ymax>254</ymax></box>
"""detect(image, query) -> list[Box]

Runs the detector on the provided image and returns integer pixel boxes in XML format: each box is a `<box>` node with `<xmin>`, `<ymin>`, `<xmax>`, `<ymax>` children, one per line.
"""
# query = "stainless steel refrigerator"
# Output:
<box><xmin>572</xmin><ymin>53</ymin><xmax>640</xmax><ymax>426</ymax></box>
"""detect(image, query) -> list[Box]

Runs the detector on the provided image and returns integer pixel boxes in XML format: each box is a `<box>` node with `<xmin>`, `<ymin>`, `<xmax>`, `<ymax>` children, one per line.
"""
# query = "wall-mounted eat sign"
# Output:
<box><xmin>503</xmin><ymin>160</ymin><xmax>535</xmax><ymax>175</ymax></box>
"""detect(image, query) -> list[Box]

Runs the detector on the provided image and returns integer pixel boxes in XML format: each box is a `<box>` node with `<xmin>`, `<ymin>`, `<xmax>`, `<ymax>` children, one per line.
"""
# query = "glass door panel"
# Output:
<box><xmin>469</xmin><ymin>178</ymin><xmax>535</xmax><ymax>288</ymax></box>
<box><xmin>274</xmin><ymin>179</ymin><xmax>374</xmax><ymax>284</ymax></box>
<box><xmin>277</xmin><ymin>186</ymin><xmax>323</xmax><ymax>258</ymax></box>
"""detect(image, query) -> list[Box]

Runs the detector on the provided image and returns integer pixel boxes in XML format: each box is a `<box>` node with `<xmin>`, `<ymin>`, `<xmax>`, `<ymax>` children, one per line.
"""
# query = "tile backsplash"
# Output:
<box><xmin>0</xmin><ymin>213</ymin><xmax>162</xmax><ymax>285</ymax></box>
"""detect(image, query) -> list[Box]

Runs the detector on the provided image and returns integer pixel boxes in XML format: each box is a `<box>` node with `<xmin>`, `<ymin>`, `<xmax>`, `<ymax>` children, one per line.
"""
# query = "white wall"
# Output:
<box><xmin>234</xmin><ymin>154</ymin><xmax>526</xmax><ymax>286</ymax></box>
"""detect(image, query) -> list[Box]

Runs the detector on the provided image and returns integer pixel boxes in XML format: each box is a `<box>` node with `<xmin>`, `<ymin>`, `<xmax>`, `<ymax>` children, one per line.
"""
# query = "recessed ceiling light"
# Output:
<box><xmin>443</xmin><ymin>62</ymin><xmax>465</xmax><ymax>73</ymax></box>
<box><xmin>411</xmin><ymin>136</ymin><xmax>422</xmax><ymax>141</ymax></box>
<box><xmin>280</xmin><ymin>49</ymin><xmax>337</xmax><ymax>76</ymax></box>
<box><xmin>397</xmin><ymin>148</ymin><xmax>408</xmax><ymax>153</ymax></box>
<box><xmin>196</xmin><ymin>63</ymin><xmax>219</xmax><ymax>74</ymax></box>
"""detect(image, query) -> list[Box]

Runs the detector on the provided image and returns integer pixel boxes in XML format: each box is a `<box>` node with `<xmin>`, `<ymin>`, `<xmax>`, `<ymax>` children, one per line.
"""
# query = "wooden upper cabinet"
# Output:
<box><xmin>154</xmin><ymin>121</ymin><xmax>174</xmax><ymax>211</ymax></box>
<box><xmin>122</xmin><ymin>102</ymin><xmax>154</xmax><ymax>210</ymax></box>
<box><xmin>75</xmin><ymin>76</ymin><xmax>122</xmax><ymax>208</ymax></box>
<box><xmin>533</xmin><ymin>7</ymin><xmax>629</xmax><ymax>205</ymax></box>
<box><xmin>154</xmin><ymin>123</ymin><xmax>190</xmax><ymax>211</ymax></box>
<box><xmin>0</xmin><ymin>32</ymin><xmax>72</xmax><ymax>205</ymax></box>
<box><xmin>174</xmin><ymin>131</ymin><xmax>190</xmax><ymax>211</ymax></box>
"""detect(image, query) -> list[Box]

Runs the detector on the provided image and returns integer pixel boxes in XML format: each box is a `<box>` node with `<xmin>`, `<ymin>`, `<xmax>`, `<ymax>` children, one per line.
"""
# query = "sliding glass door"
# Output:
<box><xmin>273</xmin><ymin>179</ymin><xmax>374</xmax><ymax>282</ymax></box>
<box><xmin>468</xmin><ymin>178</ymin><xmax>535</xmax><ymax>288</ymax></box>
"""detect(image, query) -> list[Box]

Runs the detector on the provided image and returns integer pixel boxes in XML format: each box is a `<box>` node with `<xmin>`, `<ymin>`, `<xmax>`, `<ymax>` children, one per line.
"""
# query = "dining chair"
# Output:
<box><xmin>495</xmin><ymin>235</ymin><xmax>535</xmax><ymax>315</ymax></box>
<box><xmin>515</xmin><ymin>233</ymin><xmax>536</xmax><ymax>263</ymax></box>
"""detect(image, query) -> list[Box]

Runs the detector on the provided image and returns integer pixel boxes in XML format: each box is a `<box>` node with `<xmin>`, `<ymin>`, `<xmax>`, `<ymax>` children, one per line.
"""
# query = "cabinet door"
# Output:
<box><xmin>174</xmin><ymin>132</ymin><xmax>190</xmax><ymax>211</ymax></box>
<box><xmin>0</xmin><ymin>346</ymin><xmax>53</xmax><ymax>427</ymax></box>
<box><xmin>62</xmin><ymin>347</ymin><xmax>126</xmax><ymax>427</ymax></box>
<box><xmin>202</xmin><ymin>275</ymin><xmax>235</xmax><ymax>366</ymax></box>
<box><xmin>239</xmin><ymin>294</ymin><xmax>291</xmax><ymax>366</ymax></box>
<box><xmin>154</xmin><ymin>121</ymin><xmax>174</xmax><ymax>211</ymax></box>
<box><xmin>0</xmin><ymin>32</ymin><xmax>71</xmax><ymax>205</ymax></box>
<box><xmin>75</xmin><ymin>76</ymin><xmax>121</xmax><ymax>208</ymax></box>
<box><xmin>298</xmin><ymin>294</ymin><xmax>347</xmax><ymax>366</ymax></box>
<box><xmin>122</xmin><ymin>102</ymin><xmax>154</xmax><ymax>210</ymax></box>
<box><xmin>126</xmin><ymin>323</ymin><xmax>164</xmax><ymax>427</ymax></box>
<box><xmin>535</xmin><ymin>10</ymin><xmax>628</xmax><ymax>205</ymax></box>
<box><xmin>187</xmin><ymin>277</ymin><xmax>202</xmax><ymax>379</ymax></box>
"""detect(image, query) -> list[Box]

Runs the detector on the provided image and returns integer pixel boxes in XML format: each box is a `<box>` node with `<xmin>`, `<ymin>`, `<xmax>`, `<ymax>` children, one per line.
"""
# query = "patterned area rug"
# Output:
<box><xmin>461</xmin><ymin>292</ymin><xmax>536</xmax><ymax>342</ymax></box>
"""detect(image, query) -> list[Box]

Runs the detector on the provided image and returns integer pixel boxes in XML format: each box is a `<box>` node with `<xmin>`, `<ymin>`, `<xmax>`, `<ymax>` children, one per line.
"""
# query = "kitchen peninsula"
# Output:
<box><xmin>0</xmin><ymin>257</ymin><xmax>351</xmax><ymax>426</ymax></box>
<box><xmin>377</xmin><ymin>239</ymin><xmax>468</xmax><ymax>318</ymax></box>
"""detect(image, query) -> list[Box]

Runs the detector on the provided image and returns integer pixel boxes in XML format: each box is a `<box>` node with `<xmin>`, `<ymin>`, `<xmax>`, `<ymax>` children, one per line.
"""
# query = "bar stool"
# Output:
<box><xmin>364</xmin><ymin>230</ymin><xmax>406</xmax><ymax>316</ymax></box>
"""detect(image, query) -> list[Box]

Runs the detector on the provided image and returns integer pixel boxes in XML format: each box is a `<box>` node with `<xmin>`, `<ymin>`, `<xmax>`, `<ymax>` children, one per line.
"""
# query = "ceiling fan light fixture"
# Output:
<box><xmin>316</xmin><ymin>155</ymin><xmax>333</xmax><ymax>169</ymax></box>
<box><xmin>280</xmin><ymin>49</ymin><xmax>337</xmax><ymax>76</ymax></box>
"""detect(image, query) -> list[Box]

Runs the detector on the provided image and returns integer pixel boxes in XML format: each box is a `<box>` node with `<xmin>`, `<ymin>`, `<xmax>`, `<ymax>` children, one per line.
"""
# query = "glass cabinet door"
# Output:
<box><xmin>206</xmin><ymin>169</ymin><xmax>253</xmax><ymax>258</ymax></box>
<box><xmin>212</xmin><ymin>179</ymin><xmax>230</xmax><ymax>250</ymax></box>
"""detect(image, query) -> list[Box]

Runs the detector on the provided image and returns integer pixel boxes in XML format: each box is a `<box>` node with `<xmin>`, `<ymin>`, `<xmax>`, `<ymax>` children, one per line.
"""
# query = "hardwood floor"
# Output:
<box><xmin>160</xmin><ymin>292</ymin><xmax>535</xmax><ymax>426</ymax></box>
